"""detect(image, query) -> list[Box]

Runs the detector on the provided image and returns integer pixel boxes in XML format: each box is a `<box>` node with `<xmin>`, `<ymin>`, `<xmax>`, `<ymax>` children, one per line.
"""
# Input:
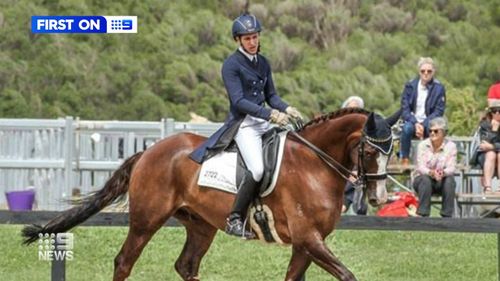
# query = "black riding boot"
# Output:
<box><xmin>225</xmin><ymin>171</ymin><xmax>259</xmax><ymax>239</ymax></box>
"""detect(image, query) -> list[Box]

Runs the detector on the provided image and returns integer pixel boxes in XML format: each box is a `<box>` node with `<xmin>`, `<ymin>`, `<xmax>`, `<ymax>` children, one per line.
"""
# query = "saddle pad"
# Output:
<box><xmin>197</xmin><ymin>131</ymin><xmax>288</xmax><ymax>195</ymax></box>
<box><xmin>198</xmin><ymin>151</ymin><xmax>238</xmax><ymax>193</ymax></box>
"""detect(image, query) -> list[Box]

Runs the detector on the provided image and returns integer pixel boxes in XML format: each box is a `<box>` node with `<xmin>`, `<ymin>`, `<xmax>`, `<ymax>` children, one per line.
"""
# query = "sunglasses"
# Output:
<box><xmin>491</xmin><ymin>109</ymin><xmax>500</xmax><ymax>114</ymax></box>
<box><xmin>429</xmin><ymin>129</ymin><xmax>441</xmax><ymax>134</ymax></box>
<box><xmin>420</xmin><ymin>69</ymin><xmax>433</xmax><ymax>74</ymax></box>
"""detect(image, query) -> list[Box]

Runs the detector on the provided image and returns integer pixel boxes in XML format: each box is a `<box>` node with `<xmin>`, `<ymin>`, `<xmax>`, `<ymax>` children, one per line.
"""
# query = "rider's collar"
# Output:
<box><xmin>238</xmin><ymin>47</ymin><xmax>257</xmax><ymax>63</ymax></box>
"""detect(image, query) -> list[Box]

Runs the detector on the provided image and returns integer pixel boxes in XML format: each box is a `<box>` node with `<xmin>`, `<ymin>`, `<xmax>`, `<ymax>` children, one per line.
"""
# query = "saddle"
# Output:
<box><xmin>197</xmin><ymin>127</ymin><xmax>287</xmax><ymax>196</ymax></box>
<box><xmin>232</xmin><ymin>127</ymin><xmax>284</xmax><ymax>194</ymax></box>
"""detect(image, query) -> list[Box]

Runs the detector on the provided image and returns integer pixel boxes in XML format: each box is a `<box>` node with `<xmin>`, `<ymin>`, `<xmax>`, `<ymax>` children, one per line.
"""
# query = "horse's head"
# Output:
<box><xmin>294</xmin><ymin>109</ymin><xmax>395</xmax><ymax>207</ymax></box>
<box><xmin>358</xmin><ymin>112</ymin><xmax>394</xmax><ymax>206</ymax></box>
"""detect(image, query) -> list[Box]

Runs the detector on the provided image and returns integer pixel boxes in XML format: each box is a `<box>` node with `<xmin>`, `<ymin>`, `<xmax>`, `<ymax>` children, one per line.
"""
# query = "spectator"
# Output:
<box><xmin>341</xmin><ymin>96</ymin><xmax>364</xmax><ymax>109</ymax></box>
<box><xmin>487</xmin><ymin>79</ymin><xmax>500</xmax><ymax>106</ymax></box>
<box><xmin>413</xmin><ymin>117</ymin><xmax>456</xmax><ymax>217</ymax></box>
<box><xmin>342</xmin><ymin>172</ymin><xmax>368</xmax><ymax>215</ymax></box>
<box><xmin>400</xmin><ymin>57</ymin><xmax>446</xmax><ymax>166</ymax></box>
<box><xmin>476</xmin><ymin>100</ymin><xmax>500</xmax><ymax>193</ymax></box>
<box><xmin>341</xmin><ymin>96</ymin><xmax>367</xmax><ymax>215</ymax></box>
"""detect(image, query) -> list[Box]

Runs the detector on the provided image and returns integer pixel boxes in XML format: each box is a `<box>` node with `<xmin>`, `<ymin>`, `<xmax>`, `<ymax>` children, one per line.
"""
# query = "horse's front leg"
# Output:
<box><xmin>284</xmin><ymin>245</ymin><xmax>311</xmax><ymax>281</ymax></box>
<box><xmin>300</xmin><ymin>232</ymin><xmax>357</xmax><ymax>281</ymax></box>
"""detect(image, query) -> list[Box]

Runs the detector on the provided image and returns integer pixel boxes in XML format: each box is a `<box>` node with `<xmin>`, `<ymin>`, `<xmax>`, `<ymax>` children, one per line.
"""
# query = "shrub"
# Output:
<box><xmin>266</xmin><ymin>32</ymin><xmax>303</xmax><ymax>72</ymax></box>
<box><xmin>445</xmin><ymin>2</ymin><xmax>467</xmax><ymax>22</ymax></box>
<box><xmin>491</xmin><ymin>2</ymin><xmax>500</xmax><ymax>27</ymax></box>
<box><xmin>0</xmin><ymin>89</ymin><xmax>30</xmax><ymax>117</ymax></box>
<box><xmin>365</xmin><ymin>2</ymin><xmax>413</xmax><ymax>33</ymax></box>
<box><xmin>446</xmin><ymin>86</ymin><xmax>482</xmax><ymax>135</ymax></box>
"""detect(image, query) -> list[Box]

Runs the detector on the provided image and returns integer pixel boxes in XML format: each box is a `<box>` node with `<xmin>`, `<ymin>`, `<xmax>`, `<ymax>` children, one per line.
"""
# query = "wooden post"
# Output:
<box><xmin>51</xmin><ymin>239</ymin><xmax>66</xmax><ymax>281</ymax></box>
<box><xmin>51</xmin><ymin>258</ymin><xmax>65</xmax><ymax>281</ymax></box>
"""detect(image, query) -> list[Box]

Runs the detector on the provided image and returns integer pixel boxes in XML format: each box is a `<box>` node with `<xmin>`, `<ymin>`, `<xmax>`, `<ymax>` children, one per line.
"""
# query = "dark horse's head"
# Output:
<box><xmin>358</xmin><ymin>112</ymin><xmax>394</xmax><ymax>206</ymax></box>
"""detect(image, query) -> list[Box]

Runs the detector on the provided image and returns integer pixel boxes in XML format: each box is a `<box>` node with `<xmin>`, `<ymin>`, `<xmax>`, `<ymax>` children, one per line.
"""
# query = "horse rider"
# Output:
<box><xmin>190</xmin><ymin>13</ymin><xmax>302</xmax><ymax>238</ymax></box>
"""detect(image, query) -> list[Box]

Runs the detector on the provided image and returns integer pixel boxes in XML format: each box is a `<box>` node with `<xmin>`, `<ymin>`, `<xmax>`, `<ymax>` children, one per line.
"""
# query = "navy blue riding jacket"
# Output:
<box><xmin>190</xmin><ymin>50</ymin><xmax>288</xmax><ymax>163</ymax></box>
<box><xmin>401</xmin><ymin>77</ymin><xmax>446</xmax><ymax>128</ymax></box>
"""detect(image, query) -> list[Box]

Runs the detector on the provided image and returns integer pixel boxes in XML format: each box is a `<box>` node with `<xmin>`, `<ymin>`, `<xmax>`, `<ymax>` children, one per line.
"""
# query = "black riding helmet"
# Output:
<box><xmin>231</xmin><ymin>13</ymin><xmax>261</xmax><ymax>40</ymax></box>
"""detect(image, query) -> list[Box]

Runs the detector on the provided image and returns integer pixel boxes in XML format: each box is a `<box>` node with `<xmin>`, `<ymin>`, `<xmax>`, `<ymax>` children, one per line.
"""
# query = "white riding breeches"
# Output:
<box><xmin>234</xmin><ymin>115</ymin><xmax>271</xmax><ymax>182</ymax></box>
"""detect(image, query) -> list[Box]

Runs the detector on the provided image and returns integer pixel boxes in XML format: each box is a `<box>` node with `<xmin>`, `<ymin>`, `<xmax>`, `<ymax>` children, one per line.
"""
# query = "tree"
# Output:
<box><xmin>0</xmin><ymin>0</ymin><xmax>499</xmax><ymax>134</ymax></box>
<box><xmin>0</xmin><ymin>89</ymin><xmax>30</xmax><ymax>117</ymax></box>
<box><xmin>445</xmin><ymin>86</ymin><xmax>483</xmax><ymax>136</ymax></box>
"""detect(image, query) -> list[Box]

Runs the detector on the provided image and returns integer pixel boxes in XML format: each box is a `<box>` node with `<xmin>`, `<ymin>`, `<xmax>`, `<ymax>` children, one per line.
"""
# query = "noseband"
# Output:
<box><xmin>289</xmin><ymin>131</ymin><xmax>390</xmax><ymax>186</ymax></box>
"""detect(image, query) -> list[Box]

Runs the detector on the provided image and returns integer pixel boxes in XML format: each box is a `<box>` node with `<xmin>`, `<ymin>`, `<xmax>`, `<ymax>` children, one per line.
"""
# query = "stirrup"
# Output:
<box><xmin>225</xmin><ymin>218</ymin><xmax>255</xmax><ymax>239</ymax></box>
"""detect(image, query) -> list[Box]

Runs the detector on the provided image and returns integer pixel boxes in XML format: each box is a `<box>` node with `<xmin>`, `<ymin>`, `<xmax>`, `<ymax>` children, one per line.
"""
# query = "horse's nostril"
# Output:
<box><xmin>368</xmin><ymin>198</ymin><xmax>378</xmax><ymax>206</ymax></box>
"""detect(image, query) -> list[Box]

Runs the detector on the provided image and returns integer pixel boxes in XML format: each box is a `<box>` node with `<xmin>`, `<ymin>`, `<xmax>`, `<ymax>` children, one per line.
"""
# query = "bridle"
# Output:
<box><xmin>357</xmin><ymin>133</ymin><xmax>392</xmax><ymax>183</ymax></box>
<box><xmin>289</xmin><ymin>130</ymin><xmax>392</xmax><ymax>188</ymax></box>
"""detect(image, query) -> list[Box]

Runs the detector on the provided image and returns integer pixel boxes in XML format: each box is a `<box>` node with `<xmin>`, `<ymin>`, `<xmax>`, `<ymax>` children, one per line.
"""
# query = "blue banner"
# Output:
<box><xmin>32</xmin><ymin>16</ymin><xmax>107</xmax><ymax>33</ymax></box>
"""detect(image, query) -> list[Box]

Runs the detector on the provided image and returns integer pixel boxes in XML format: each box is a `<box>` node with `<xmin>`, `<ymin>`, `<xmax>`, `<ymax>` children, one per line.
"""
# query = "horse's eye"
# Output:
<box><xmin>365</xmin><ymin>150</ymin><xmax>376</xmax><ymax>159</ymax></box>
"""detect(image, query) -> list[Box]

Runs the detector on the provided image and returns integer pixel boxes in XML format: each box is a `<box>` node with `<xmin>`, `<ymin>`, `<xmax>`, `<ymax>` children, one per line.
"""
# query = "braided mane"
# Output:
<box><xmin>299</xmin><ymin>108</ymin><xmax>370</xmax><ymax>131</ymax></box>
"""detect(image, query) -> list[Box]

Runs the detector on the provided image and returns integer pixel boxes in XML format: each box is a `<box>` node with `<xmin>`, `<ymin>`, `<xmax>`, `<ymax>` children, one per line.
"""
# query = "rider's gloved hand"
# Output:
<box><xmin>285</xmin><ymin>106</ymin><xmax>303</xmax><ymax>120</ymax></box>
<box><xmin>270</xmin><ymin>109</ymin><xmax>290</xmax><ymax>126</ymax></box>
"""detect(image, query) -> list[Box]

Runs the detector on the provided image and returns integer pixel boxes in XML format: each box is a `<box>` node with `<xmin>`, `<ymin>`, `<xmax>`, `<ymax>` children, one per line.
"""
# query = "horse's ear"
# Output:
<box><xmin>366</xmin><ymin>112</ymin><xmax>376</xmax><ymax>132</ymax></box>
<box><xmin>385</xmin><ymin>109</ymin><xmax>401</xmax><ymax>127</ymax></box>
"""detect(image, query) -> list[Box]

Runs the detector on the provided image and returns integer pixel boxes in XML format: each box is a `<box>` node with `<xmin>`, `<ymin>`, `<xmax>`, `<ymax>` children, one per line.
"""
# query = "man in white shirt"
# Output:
<box><xmin>399</xmin><ymin>57</ymin><xmax>446</xmax><ymax>166</ymax></box>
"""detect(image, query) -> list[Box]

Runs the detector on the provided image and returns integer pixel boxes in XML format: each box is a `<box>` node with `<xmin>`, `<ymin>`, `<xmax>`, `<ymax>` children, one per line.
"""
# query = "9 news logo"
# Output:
<box><xmin>31</xmin><ymin>16</ymin><xmax>137</xmax><ymax>33</ymax></box>
<box><xmin>38</xmin><ymin>233</ymin><xmax>74</xmax><ymax>261</ymax></box>
<box><xmin>110</xmin><ymin>19</ymin><xmax>133</xmax><ymax>31</ymax></box>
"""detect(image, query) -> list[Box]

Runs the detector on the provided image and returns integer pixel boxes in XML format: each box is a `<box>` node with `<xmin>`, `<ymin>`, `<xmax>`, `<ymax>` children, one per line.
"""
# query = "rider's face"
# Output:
<box><xmin>238</xmin><ymin>33</ymin><xmax>259</xmax><ymax>55</ymax></box>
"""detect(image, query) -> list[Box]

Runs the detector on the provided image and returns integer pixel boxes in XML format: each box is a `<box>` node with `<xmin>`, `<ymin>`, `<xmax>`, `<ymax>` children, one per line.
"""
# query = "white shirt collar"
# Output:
<box><xmin>419</xmin><ymin>79</ymin><xmax>428</xmax><ymax>90</ymax></box>
<box><xmin>238</xmin><ymin>47</ymin><xmax>257</xmax><ymax>62</ymax></box>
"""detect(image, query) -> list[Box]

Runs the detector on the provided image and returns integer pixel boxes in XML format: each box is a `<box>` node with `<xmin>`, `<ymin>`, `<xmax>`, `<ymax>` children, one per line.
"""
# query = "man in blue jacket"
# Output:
<box><xmin>190</xmin><ymin>13</ymin><xmax>302</xmax><ymax>238</ymax></box>
<box><xmin>399</xmin><ymin>57</ymin><xmax>446</xmax><ymax>166</ymax></box>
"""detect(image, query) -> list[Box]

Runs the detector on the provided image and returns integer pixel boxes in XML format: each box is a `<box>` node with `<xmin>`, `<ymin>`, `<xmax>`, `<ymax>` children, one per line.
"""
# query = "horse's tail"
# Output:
<box><xmin>21</xmin><ymin>151</ymin><xmax>144</xmax><ymax>245</ymax></box>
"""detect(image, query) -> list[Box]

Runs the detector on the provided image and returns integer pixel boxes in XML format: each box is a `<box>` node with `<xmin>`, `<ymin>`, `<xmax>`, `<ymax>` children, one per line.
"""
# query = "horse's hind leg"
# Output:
<box><xmin>299</xmin><ymin>235</ymin><xmax>356</xmax><ymax>281</ymax></box>
<box><xmin>175</xmin><ymin>213</ymin><xmax>217</xmax><ymax>281</ymax></box>
<box><xmin>285</xmin><ymin>245</ymin><xmax>312</xmax><ymax>281</ymax></box>
<box><xmin>113</xmin><ymin>195</ymin><xmax>177</xmax><ymax>281</ymax></box>
<box><xmin>113</xmin><ymin>220</ymin><xmax>165</xmax><ymax>281</ymax></box>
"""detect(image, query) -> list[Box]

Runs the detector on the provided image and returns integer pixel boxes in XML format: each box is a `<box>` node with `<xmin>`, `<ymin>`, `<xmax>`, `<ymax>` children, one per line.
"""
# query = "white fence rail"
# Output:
<box><xmin>0</xmin><ymin>117</ymin><xmax>222</xmax><ymax>210</ymax></box>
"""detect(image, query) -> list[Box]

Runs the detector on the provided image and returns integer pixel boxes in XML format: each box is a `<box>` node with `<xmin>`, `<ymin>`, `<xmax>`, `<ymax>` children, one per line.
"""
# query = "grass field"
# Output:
<box><xmin>0</xmin><ymin>224</ymin><xmax>496</xmax><ymax>281</ymax></box>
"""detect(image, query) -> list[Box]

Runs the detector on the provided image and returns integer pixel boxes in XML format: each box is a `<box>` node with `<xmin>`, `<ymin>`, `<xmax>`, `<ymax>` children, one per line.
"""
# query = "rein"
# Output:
<box><xmin>289</xmin><ymin>131</ymin><xmax>389</xmax><ymax>185</ymax></box>
<box><xmin>289</xmin><ymin>131</ymin><xmax>357</xmax><ymax>182</ymax></box>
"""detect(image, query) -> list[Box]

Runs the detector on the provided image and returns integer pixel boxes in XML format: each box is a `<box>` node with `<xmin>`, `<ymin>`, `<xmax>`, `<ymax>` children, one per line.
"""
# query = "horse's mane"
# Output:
<box><xmin>299</xmin><ymin>107</ymin><xmax>370</xmax><ymax>132</ymax></box>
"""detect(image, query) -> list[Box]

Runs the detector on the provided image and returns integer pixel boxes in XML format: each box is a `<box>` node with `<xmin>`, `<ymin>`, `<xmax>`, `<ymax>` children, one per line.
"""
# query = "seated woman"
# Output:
<box><xmin>413</xmin><ymin>117</ymin><xmax>456</xmax><ymax>217</ymax></box>
<box><xmin>476</xmin><ymin>101</ymin><xmax>500</xmax><ymax>193</ymax></box>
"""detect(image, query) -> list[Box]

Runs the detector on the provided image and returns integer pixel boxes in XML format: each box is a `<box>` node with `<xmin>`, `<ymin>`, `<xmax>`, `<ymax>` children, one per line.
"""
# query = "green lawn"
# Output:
<box><xmin>1</xmin><ymin>225</ymin><xmax>496</xmax><ymax>281</ymax></box>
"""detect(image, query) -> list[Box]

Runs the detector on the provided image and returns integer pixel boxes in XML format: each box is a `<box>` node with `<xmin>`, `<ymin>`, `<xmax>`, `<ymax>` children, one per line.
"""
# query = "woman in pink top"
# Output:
<box><xmin>413</xmin><ymin>117</ymin><xmax>457</xmax><ymax>217</ymax></box>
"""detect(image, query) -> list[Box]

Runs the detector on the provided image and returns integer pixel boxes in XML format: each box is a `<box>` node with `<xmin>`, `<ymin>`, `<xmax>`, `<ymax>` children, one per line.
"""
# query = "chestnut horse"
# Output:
<box><xmin>22</xmin><ymin>108</ymin><xmax>393</xmax><ymax>281</ymax></box>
